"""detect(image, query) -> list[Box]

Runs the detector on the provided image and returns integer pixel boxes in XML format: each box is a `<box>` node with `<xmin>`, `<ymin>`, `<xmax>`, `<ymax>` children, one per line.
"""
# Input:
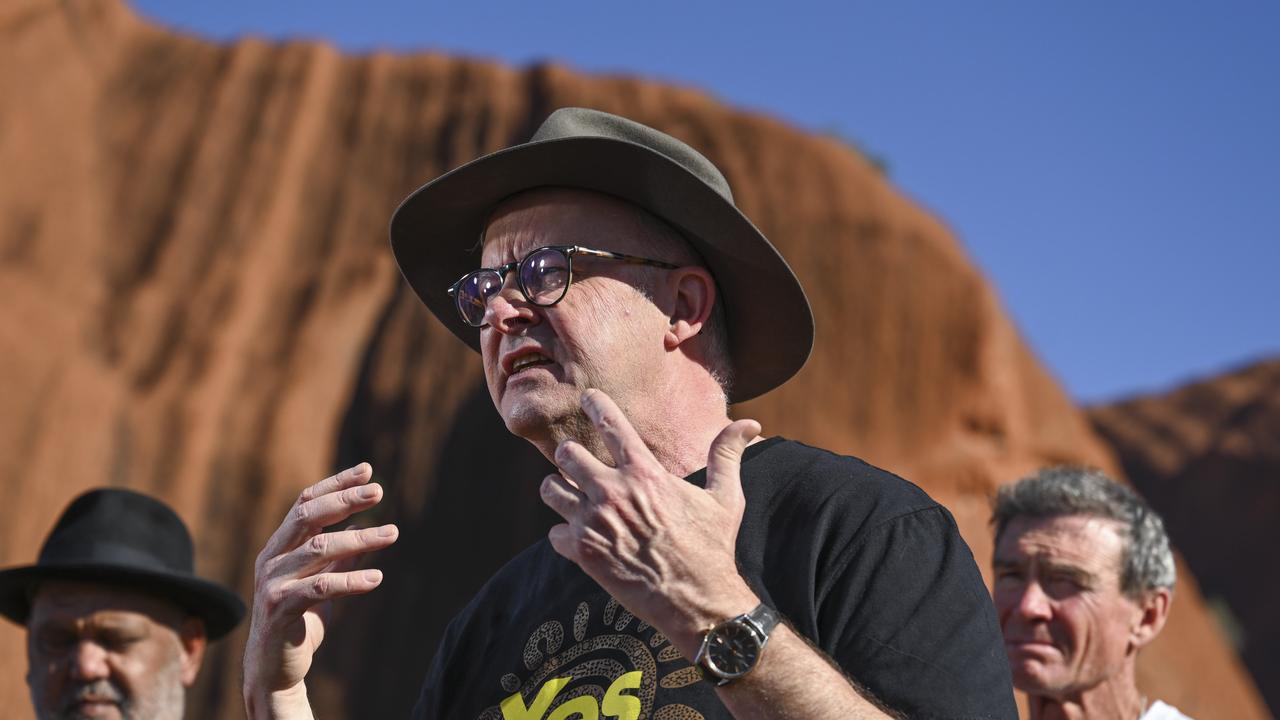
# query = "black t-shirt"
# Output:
<box><xmin>413</xmin><ymin>438</ymin><xmax>1016</xmax><ymax>719</ymax></box>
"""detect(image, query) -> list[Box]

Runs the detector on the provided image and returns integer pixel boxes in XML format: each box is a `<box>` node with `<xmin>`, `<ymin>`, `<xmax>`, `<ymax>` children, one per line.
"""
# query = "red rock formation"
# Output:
<box><xmin>1091</xmin><ymin>358</ymin><xmax>1280</xmax><ymax>717</ymax></box>
<box><xmin>0</xmin><ymin>0</ymin><xmax>1268</xmax><ymax>717</ymax></box>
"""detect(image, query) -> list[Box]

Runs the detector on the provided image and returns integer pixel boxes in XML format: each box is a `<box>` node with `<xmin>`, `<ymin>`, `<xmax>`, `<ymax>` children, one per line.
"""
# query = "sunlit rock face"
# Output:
<box><xmin>1092</xmin><ymin>358</ymin><xmax>1280</xmax><ymax>718</ymax></box>
<box><xmin>0</xmin><ymin>1</ymin><xmax>1268</xmax><ymax>717</ymax></box>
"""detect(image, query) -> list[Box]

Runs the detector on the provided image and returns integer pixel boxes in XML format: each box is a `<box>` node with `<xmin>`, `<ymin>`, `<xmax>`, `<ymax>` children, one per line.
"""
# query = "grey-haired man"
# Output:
<box><xmin>244</xmin><ymin>108</ymin><xmax>1017</xmax><ymax>719</ymax></box>
<box><xmin>992</xmin><ymin>467</ymin><xmax>1192</xmax><ymax>719</ymax></box>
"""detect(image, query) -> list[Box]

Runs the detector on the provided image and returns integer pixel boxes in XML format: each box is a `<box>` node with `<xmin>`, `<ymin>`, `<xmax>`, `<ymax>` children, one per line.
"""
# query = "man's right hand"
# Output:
<box><xmin>243</xmin><ymin>462</ymin><xmax>399</xmax><ymax>719</ymax></box>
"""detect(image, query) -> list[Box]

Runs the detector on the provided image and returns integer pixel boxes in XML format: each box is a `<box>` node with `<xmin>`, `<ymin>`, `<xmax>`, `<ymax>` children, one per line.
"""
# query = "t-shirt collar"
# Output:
<box><xmin>682</xmin><ymin>436</ymin><xmax>784</xmax><ymax>487</ymax></box>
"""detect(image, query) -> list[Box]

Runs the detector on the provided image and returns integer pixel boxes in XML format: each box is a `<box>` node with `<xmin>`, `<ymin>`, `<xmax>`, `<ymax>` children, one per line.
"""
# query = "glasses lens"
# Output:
<box><xmin>520</xmin><ymin>248</ymin><xmax>570</xmax><ymax>305</ymax></box>
<box><xmin>455</xmin><ymin>270</ymin><xmax>503</xmax><ymax>326</ymax></box>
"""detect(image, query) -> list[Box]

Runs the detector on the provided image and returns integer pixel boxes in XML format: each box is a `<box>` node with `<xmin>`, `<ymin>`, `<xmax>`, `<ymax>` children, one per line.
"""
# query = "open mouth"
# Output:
<box><xmin>510</xmin><ymin>353</ymin><xmax>554</xmax><ymax>374</ymax></box>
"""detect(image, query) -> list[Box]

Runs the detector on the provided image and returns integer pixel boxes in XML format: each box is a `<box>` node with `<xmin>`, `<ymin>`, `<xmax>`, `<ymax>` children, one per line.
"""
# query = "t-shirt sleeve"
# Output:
<box><xmin>815</xmin><ymin>505</ymin><xmax>1017</xmax><ymax>720</ymax></box>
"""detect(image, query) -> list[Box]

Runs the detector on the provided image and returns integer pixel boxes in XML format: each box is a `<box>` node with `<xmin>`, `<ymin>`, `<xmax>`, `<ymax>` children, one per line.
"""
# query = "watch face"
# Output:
<box><xmin>706</xmin><ymin>622</ymin><xmax>762</xmax><ymax>678</ymax></box>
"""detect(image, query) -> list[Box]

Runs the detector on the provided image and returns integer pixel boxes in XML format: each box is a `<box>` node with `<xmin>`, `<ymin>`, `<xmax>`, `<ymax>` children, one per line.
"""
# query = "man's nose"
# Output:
<box><xmin>68</xmin><ymin>641</ymin><xmax>110</xmax><ymax>681</ymax></box>
<box><xmin>484</xmin><ymin>286</ymin><xmax>539</xmax><ymax>333</ymax></box>
<box><xmin>1014</xmin><ymin>581</ymin><xmax>1053</xmax><ymax>621</ymax></box>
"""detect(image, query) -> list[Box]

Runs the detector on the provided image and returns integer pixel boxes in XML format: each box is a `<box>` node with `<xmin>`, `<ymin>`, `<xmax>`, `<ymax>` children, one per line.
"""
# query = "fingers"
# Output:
<box><xmin>553</xmin><ymin>441</ymin><xmax>610</xmax><ymax>501</ymax></box>
<box><xmin>246</xmin><ymin>465</ymin><xmax>393</xmax><ymax>703</ymax></box>
<box><xmin>254</xmin><ymin>518</ymin><xmax>398</xmax><ymax>639</ymax></box>
<box><xmin>268</xmin><ymin>524</ymin><xmax>399</xmax><ymax>580</ymax></box>
<box><xmin>578</xmin><ymin>389</ymin><xmax>655</xmax><ymax>468</ymax></box>
<box><xmin>272</xmin><ymin>568</ymin><xmax>386</xmax><ymax>617</ymax></box>
<box><xmin>540</xmin><ymin>473</ymin><xmax>586</xmax><ymax>520</ymax></box>
<box><xmin>300</xmin><ymin>462</ymin><xmax>372</xmax><ymax>505</ymax></box>
<box><xmin>704</xmin><ymin>419</ymin><xmax>762</xmax><ymax>505</ymax></box>
<box><xmin>259</xmin><ymin>464</ymin><xmax>381</xmax><ymax>562</ymax></box>
<box><xmin>547</xmin><ymin>523</ymin><xmax>580</xmax><ymax>564</ymax></box>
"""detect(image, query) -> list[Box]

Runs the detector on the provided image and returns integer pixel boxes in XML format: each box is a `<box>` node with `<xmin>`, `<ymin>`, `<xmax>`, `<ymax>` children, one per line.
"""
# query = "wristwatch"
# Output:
<box><xmin>693</xmin><ymin>603</ymin><xmax>781</xmax><ymax>686</ymax></box>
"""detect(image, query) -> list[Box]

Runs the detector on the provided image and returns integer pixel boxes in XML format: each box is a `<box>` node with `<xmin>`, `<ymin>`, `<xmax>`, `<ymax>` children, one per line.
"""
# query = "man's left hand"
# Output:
<box><xmin>539</xmin><ymin>388</ymin><xmax>762</xmax><ymax>659</ymax></box>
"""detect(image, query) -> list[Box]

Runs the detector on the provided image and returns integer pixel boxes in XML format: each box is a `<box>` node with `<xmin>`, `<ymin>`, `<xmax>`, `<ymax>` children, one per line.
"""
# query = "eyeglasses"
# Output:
<box><xmin>447</xmin><ymin>245</ymin><xmax>678</xmax><ymax>327</ymax></box>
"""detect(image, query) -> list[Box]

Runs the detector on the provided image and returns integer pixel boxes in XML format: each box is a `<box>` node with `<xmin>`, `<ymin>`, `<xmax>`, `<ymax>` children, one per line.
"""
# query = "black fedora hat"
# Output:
<box><xmin>0</xmin><ymin>488</ymin><xmax>245</xmax><ymax>639</ymax></box>
<box><xmin>389</xmin><ymin>107</ymin><xmax>814</xmax><ymax>403</ymax></box>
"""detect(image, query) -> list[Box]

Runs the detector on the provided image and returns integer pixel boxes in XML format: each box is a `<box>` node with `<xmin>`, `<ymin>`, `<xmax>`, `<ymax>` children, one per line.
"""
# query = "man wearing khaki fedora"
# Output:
<box><xmin>0</xmin><ymin>488</ymin><xmax>246</xmax><ymax>720</ymax></box>
<box><xmin>244</xmin><ymin>108</ymin><xmax>1017</xmax><ymax>718</ymax></box>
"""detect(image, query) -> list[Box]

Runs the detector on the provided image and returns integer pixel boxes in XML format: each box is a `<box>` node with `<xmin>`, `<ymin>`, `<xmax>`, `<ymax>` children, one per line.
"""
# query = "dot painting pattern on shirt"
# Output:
<box><xmin>480</xmin><ymin>597</ymin><xmax>705</xmax><ymax>720</ymax></box>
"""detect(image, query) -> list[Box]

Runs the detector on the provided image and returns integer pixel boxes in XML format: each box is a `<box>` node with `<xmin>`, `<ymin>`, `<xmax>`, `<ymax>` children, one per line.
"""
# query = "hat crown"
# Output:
<box><xmin>532</xmin><ymin>108</ymin><xmax>735</xmax><ymax>204</ymax></box>
<box><xmin>39</xmin><ymin>489</ymin><xmax>195</xmax><ymax>575</ymax></box>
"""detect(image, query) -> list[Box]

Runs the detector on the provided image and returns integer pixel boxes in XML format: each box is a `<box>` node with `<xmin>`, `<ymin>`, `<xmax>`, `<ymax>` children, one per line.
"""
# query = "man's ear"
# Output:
<box><xmin>178</xmin><ymin>617</ymin><xmax>208</xmax><ymax>687</ymax></box>
<box><xmin>663</xmin><ymin>267</ymin><xmax>717</xmax><ymax>351</ymax></box>
<box><xmin>1130</xmin><ymin>588</ymin><xmax>1171</xmax><ymax>652</ymax></box>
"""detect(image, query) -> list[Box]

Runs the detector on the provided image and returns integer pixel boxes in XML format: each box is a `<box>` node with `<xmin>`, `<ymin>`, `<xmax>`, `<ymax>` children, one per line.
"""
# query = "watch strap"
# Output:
<box><xmin>743</xmin><ymin>603</ymin><xmax>781</xmax><ymax>638</ymax></box>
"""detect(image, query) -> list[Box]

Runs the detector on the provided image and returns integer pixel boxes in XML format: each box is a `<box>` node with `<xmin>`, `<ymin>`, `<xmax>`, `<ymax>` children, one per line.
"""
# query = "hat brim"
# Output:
<box><xmin>0</xmin><ymin>563</ymin><xmax>246</xmax><ymax>639</ymax></box>
<box><xmin>390</xmin><ymin>134</ymin><xmax>814</xmax><ymax>403</ymax></box>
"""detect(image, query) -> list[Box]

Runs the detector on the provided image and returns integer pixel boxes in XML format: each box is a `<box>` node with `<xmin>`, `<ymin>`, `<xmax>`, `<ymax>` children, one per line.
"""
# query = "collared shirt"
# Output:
<box><xmin>1141</xmin><ymin>700</ymin><xmax>1194</xmax><ymax>720</ymax></box>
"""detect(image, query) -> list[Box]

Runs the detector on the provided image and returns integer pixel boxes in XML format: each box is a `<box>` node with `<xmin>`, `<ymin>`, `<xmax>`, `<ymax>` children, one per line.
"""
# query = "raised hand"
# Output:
<box><xmin>243</xmin><ymin>463</ymin><xmax>399</xmax><ymax>719</ymax></box>
<box><xmin>539</xmin><ymin>389</ymin><xmax>762</xmax><ymax>659</ymax></box>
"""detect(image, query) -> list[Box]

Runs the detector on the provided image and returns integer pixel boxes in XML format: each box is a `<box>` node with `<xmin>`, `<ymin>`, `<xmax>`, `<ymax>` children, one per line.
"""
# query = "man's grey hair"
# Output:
<box><xmin>626</xmin><ymin>206</ymin><xmax>736</xmax><ymax>403</ymax></box>
<box><xmin>991</xmin><ymin>466</ymin><xmax>1176</xmax><ymax>599</ymax></box>
<box><xmin>630</xmin><ymin>276</ymin><xmax>734</xmax><ymax>404</ymax></box>
<box><xmin>696</xmin><ymin>293</ymin><xmax>735</xmax><ymax>401</ymax></box>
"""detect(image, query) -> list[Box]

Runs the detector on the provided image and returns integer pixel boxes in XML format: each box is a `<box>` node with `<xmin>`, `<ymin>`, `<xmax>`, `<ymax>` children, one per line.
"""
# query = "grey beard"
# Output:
<box><xmin>34</xmin><ymin>678</ymin><xmax>130</xmax><ymax>720</ymax></box>
<box><xmin>36</xmin><ymin>663</ymin><xmax>185</xmax><ymax>720</ymax></box>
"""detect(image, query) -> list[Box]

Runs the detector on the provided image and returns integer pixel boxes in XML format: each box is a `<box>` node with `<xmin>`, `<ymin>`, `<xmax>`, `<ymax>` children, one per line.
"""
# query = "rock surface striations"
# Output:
<box><xmin>1092</xmin><ymin>358</ymin><xmax>1280</xmax><ymax>718</ymax></box>
<box><xmin>0</xmin><ymin>0</ymin><xmax>1269</xmax><ymax>717</ymax></box>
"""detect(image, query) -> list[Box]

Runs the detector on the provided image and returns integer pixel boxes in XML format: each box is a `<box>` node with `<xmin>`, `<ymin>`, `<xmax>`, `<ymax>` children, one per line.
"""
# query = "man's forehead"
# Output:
<box><xmin>996</xmin><ymin>514</ymin><xmax>1126</xmax><ymax>570</ymax></box>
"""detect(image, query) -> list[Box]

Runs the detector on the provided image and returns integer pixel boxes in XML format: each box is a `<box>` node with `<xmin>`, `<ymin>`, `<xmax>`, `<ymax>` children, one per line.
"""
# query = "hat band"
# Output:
<box><xmin>39</xmin><ymin>538</ymin><xmax>190</xmax><ymax>576</ymax></box>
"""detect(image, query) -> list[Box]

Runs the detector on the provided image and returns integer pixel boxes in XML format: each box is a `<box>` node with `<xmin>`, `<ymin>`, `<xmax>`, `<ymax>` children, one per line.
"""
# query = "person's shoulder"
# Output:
<box><xmin>750</xmin><ymin>437</ymin><xmax>939</xmax><ymax>516</ymax></box>
<box><xmin>741</xmin><ymin>438</ymin><xmax>955</xmax><ymax>549</ymax></box>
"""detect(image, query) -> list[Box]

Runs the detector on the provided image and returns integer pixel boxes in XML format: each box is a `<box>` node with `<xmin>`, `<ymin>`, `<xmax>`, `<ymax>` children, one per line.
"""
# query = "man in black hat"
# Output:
<box><xmin>244</xmin><ymin>108</ymin><xmax>1016</xmax><ymax>718</ymax></box>
<box><xmin>0</xmin><ymin>488</ymin><xmax>246</xmax><ymax>720</ymax></box>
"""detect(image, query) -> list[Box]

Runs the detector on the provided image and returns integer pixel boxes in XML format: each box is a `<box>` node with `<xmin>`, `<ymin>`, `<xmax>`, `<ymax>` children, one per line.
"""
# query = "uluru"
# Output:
<box><xmin>0</xmin><ymin>0</ymin><xmax>1271</xmax><ymax>717</ymax></box>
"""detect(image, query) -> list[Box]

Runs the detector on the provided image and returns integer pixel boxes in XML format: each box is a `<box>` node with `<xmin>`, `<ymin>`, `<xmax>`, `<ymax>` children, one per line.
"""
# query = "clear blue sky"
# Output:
<box><xmin>131</xmin><ymin>0</ymin><xmax>1279</xmax><ymax>404</ymax></box>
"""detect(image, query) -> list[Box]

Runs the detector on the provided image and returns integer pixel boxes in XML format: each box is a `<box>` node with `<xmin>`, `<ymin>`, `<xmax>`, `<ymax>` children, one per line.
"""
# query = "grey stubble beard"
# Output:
<box><xmin>34</xmin><ymin>655</ymin><xmax>185</xmax><ymax>720</ymax></box>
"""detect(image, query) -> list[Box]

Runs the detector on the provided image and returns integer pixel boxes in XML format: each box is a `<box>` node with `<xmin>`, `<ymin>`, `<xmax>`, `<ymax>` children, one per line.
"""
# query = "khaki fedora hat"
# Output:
<box><xmin>390</xmin><ymin>107</ymin><xmax>813</xmax><ymax>403</ymax></box>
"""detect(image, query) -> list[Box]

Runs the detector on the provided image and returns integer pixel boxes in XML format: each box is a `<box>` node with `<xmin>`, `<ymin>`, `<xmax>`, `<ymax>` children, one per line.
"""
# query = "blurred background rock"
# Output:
<box><xmin>0</xmin><ymin>1</ymin><xmax>1273</xmax><ymax>717</ymax></box>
